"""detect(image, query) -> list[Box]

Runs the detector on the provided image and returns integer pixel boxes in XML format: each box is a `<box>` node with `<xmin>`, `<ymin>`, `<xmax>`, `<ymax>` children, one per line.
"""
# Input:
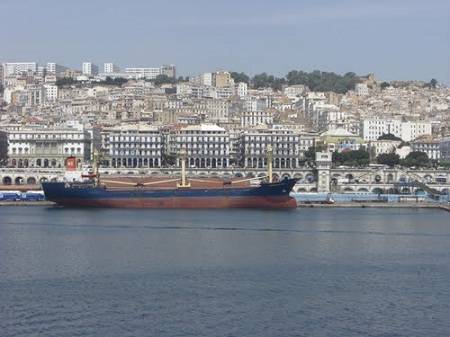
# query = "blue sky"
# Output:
<box><xmin>1</xmin><ymin>0</ymin><xmax>449</xmax><ymax>83</ymax></box>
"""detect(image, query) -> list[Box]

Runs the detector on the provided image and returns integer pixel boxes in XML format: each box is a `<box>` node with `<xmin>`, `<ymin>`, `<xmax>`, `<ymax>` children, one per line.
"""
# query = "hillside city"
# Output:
<box><xmin>0</xmin><ymin>61</ymin><xmax>449</xmax><ymax>182</ymax></box>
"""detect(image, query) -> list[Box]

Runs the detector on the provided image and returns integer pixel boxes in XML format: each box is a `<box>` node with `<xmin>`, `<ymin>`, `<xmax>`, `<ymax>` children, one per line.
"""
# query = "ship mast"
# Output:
<box><xmin>266</xmin><ymin>144</ymin><xmax>273</xmax><ymax>183</ymax></box>
<box><xmin>177</xmin><ymin>148</ymin><xmax>191</xmax><ymax>188</ymax></box>
<box><xmin>93</xmin><ymin>150</ymin><xmax>101</xmax><ymax>186</ymax></box>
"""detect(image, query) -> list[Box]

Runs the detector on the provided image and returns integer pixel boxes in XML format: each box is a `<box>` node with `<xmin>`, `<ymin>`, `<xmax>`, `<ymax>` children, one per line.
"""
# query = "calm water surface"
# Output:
<box><xmin>1</xmin><ymin>206</ymin><xmax>450</xmax><ymax>337</ymax></box>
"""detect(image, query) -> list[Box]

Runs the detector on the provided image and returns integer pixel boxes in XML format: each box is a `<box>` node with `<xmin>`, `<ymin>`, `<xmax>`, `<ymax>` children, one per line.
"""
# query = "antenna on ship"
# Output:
<box><xmin>177</xmin><ymin>148</ymin><xmax>191</xmax><ymax>188</ymax></box>
<box><xmin>266</xmin><ymin>144</ymin><xmax>273</xmax><ymax>183</ymax></box>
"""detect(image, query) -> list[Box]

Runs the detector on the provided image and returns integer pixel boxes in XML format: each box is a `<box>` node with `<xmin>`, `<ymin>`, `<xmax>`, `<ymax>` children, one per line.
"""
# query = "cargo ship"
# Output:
<box><xmin>42</xmin><ymin>149</ymin><xmax>298</xmax><ymax>209</ymax></box>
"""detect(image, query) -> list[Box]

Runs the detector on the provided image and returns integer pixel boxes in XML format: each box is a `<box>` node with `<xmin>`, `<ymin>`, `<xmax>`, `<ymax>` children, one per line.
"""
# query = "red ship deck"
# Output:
<box><xmin>100</xmin><ymin>176</ymin><xmax>255</xmax><ymax>189</ymax></box>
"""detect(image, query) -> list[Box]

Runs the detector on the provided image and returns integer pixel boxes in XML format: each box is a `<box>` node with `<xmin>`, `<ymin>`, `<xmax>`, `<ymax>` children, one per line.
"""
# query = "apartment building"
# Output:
<box><xmin>212</xmin><ymin>71</ymin><xmax>232</xmax><ymax>88</ymax></box>
<box><xmin>411</xmin><ymin>135</ymin><xmax>441</xmax><ymax>160</ymax></box>
<box><xmin>361</xmin><ymin>118</ymin><xmax>432</xmax><ymax>141</ymax></box>
<box><xmin>7</xmin><ymin>125</ymin><xmax>91</xmax><ymax>168</ymax></box>
<box><xmin>241</xmin><ymin>111</ymin><xmax>273</xmax><ymax>127</ymax></box>
<box><xmin>169</xmin><ymin>124</ymin><xmax>230</xmax><ymax>168</ymax></box>
<box><xmin>2</xmin><ymin>62</ymin><xmax>37</xmax><ymax>78</ymax></box>
<box><xmin>241</xmin><ymin>126</ymin><xmax>300</xmax><ymax>169</ymax></box>
<box><xmin>125</xmin><ymin>67</ymin><xmax>161</xmax><ymax>80</ymax></box>
<box><xmin>103</xmin><ymin>63</ymin><xmax>120</xmax><ymax>74</ymax></box>
<box><xmin>44</xmin><ymin>84</ymin><xmax>58</xmax><ymax>102</ymax></box>
<box><xmin>103</xmin><ymin>124</ymin><xmax>162</xmax><ymax>168</ymax></box>
<box><xmin>82</xmin><ymin>62</ymin><xmax>99</xmax><ymax>76</ymax></box>
<box><xmin>440</xmin><ymin>136</ymin><xmax>450</xmax><ymax>160</ymax></box>
<box><xmin>46</xmin><ymin>63</ymin><xmax>68</xmax><ymax>77</ymax></box>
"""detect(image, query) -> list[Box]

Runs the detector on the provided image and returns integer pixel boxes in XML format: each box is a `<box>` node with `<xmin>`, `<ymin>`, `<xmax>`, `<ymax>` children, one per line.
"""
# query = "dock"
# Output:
<box><xmin>297</xmin><ymin>202</ymin><xmax>450</xmax><ymax>212</ymax></box>
<box><xmin>0</xmin><ymin>200</ymin><xmax>449</xmax><ymax>212</ymax></box>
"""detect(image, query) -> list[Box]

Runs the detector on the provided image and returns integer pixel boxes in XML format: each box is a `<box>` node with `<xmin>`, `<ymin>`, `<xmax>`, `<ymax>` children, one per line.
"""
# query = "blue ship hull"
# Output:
<box><xmin>42</xmin><ymin>178</ymin><xmax>298</xmax><ymax>208</ymax></box>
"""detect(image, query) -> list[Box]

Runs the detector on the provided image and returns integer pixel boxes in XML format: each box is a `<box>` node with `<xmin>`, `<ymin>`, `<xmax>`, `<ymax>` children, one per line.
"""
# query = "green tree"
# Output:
<box><xmin>251</xmin><ymin>73</ymin><xmax>285</xmax><ymax>90</ymax></box>
<box><xmin>303</xmin><ymin>145</ymin><xmax>326</xmax><ymax>162</ymax></box>
<box><xmin>377</xmin><ymin>133</ymin><xmax>402</xmax><ymax>141</ymax></box>
<box><xmin>252</xmin><ymin>73</ymin><xmax>273</xmax><ymax>88</ymax></box>
<box><xmin>285</xmin><ymin>70</ymin><xmax>360</xmax><ymax>94</ymax></box>
<box><xmin>400</xmin><ymin>151</ymin><xmax>430</xmax><ymax>168</ymax></box>
<box><xmin>161</xmin><ymin>152</ymin><xmax>177</xmax><ymax>167</ymax></box>
<box><xmin>438</xmin><ymin>160</ymin><xmax>450</xmax><ymax>168</ymax></box>
<box><xmin>154</xmin><ymin>74</ymin><xmax>175</xmax><ymax>86</ymax></box>
<box><xmin>177</xmin><ymin>76</ymin><xmax>190</xmax><ymax>82</ymax></box>
<box><xmin>100</xmin><ymin>77</ymin><xmax>128</xmax><ymax>86</ymax></box>
<box><xmin>271</xmin><ymin>77</ymin><xmax>286</xmax><ymax>91</ymax></box>
<box><xmin>380</xmin><ymin>82</ymin><xmax>390</xmax><ymax>89</ymax></box>
<box><xmin>332</xmin><ymin>149</ymin><xmax>370</xmax><ymax>167</ymax></box>
<box><xmin>429</xmin><ymin>78</ymin><xmax>438</xmax><ymax>88</ymax></box>
<box><xmin>376</xmin><ymin>153</ymin><xmax>400</xmax><ymax>167</ymax></box>
<box><xmin>230</xmin><ymin>72</ymin><xmax>250</xmax><ymax>84</ymax></box>
<box><xmin>55</xmin><ymin>77</ymin><xmax>76</xmax><ymax>87</ymax></box>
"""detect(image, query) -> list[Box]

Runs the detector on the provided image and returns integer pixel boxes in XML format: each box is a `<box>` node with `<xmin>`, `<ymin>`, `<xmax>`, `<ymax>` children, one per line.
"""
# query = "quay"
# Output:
<box><xmin>1</xmin><ymin>200</ymin><xmax>449</xmax><ymax>212</ymax></box>
<box><xmin>1</xmin><ymin>162</ymin><xmax>450</xmax><ymax>196</ymax></box>
<box><xmin>0</xmin><ymin>201</ymin><xmax>54</xmax><ymax>206</ymax></box>
<box><xmin>298</xmin><ymin>202</ymin><xmax>450</xmax><ymax>212</ymax></box>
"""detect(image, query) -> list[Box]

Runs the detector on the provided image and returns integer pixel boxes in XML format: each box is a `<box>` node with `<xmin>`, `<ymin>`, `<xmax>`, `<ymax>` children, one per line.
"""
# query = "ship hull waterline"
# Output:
<box><xmin>42</xmin><ymin>179</ymin><xmax>298</xmax><ymax>209</ymax></box>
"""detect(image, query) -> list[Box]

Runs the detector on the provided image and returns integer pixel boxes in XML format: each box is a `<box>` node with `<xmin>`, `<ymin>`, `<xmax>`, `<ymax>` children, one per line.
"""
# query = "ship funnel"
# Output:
<box><xmin>65</xmin><ymin>156</ymin><xmax>77</xmax><ymax>171</ymax></box>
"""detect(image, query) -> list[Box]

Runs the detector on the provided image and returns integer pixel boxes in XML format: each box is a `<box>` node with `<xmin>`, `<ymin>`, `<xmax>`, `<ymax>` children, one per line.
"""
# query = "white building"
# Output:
<box><xmin>176</xmin><ymin>82</ymin><xmax>193</xmax><ymax>96</ymax></box>
<box><xmin>298</xmin><ymin>133</ymin><xmax>317</xmax><ymax>155</ymax></box>
<box><xmin>190</xmin><ymin>73</ymin><xmax>213</xmax><ymax>86</ymax></box>
<box><xmin>241</xmin><ymin>126</ymin><xmax>301</xmax><ymax>169</ymax></box>
<box><xmin>189</xmin><ymin>85</ymin><xmax>216</xmax><ymax>98</ymax></box>
<box><xmin>2</xmin><ymin>62</ymin><xmax>37</xmax><ymax>77</ymax></box>
<box><xmin>7</xmin><ymin>125</ymin><xmax>91</xmax><ymax>168</ymax></box>
<box><xmin>310</xmin><ymin>103</ymin><xmax>343</xmax><ymax>130</ymax></box>
<box><xmin>161</xmin><ymin>64</ymin><xmax>176</xmax><ymax>78</ymax></box>
<box><xmin>244</xmin><ymin>96</ymin><xmax>270</xmax><ymax>112</ymax></box>
<box><xmin>103</xmin><ymin>63</ymin><xmax>120</xmax><ymax>74</ymax></box>
<box><xmin>236</xmin><ymin>82</ymin><xmax>248</xmax><ymax>97</ymax></box>
<box><xmin>43</xmin><ymin>84</ymin><xmax>58</xmax><ymax>102</ymax></box>
<box><xmin>202</xmin><ymin>98</ymin><xmax>230</xmax><ymax>123</ymax></box>
<box><xmin>370</xmin><ymin>139</ymin><xmax>402</xmax><ymax>156</ymax></box>
<box><xmin>46</xmin><ymin>62</ymin><xmax>56</xmax><ymax>74</ymax></box>
<box><xmin>362</xmin><ymin>118</ymin><xmax>432</xmax><ymax>142</ymax></box>
<box><xmin>201</xmin><ymin>73</ymin><xmax>213</xmax><ymax>86</ymax></box>
<box><xmin>125</xmin><ymin>67</ymin><xmax>161</xmax><ymax>80</ymax></box>
<box><xmin>46</xmin><ymin>62</ymin><xmax>68</xmax><ymax>77</ymax></box>
<box><xmin>305</xmin><ymin>92</ymin><xmax>327</xmax><ymax>113</ymax></box>
<box><xmin>82</xmin><ymin>62</ymin><xmax>99</xmax><ymax>76</ymax></box>
<box><xmin>241</xmin><ymin>111</ymin><xmax>273</xmax><ymax>127</ymax></box>
<box><xmin>440</xmin><ymin>136</ymin><xmax>450</xmax><ymax>160</ymax></box>
<box><xmin>103</xmin><ymin>124</ymin><xmax>162</xmax><ymax>168</ymax></box>
<box><xmin>25</xmin><ymin>85</ymin><xmax>45</xmax><ymax>106</ymax></box>
<box><xmin>355</xmin><ymin>83</ymin><xmax>369</xmax><ymax>96</ymax></box>
<box><xmin>170</xmin><ymin>124</ymin><xmax>230</xmax><ymax>168</ymax></box>
<box><xmin>411</xmin><ymin>135</ymin><xmax>441</xmax><ymax>160</ymax></box>
<box><xmin>283</xmin><ymin>85</ymin><xmax>306</xmax><ymax>98</ymax></box>
<box><xmin>212</xmin><ymin>87</ymin><xmax>234</xmax><ymax>99</ymax></box>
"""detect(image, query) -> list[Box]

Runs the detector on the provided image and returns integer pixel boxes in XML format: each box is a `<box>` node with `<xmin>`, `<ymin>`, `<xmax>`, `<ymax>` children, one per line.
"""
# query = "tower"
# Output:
<box><xmin>315</xmin><ymin>152</ymin><xmax>332</xmax><ymax>192</ymax></box>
